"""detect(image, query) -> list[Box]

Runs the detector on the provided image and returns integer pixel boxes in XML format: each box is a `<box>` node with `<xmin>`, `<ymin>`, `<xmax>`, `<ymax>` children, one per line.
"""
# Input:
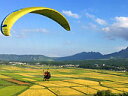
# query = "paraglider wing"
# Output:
<box><xmin>1</xmin><ymin>7</ymin><xmax>70</xmax><ymax>36</ymax></box>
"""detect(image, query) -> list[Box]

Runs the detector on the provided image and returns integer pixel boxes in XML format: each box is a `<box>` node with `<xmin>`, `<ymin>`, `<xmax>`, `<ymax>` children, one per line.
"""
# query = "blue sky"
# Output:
<box><xmin>0</xmin><ymin>0</ymin><xmax>128</xmax><ymax>57</ymax></box>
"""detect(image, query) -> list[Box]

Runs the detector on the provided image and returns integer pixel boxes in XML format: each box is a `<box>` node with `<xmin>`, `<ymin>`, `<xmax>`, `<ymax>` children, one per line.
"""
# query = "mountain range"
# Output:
<box><xmin>0</xmin><ymin>47</ymin><xmax>128</xmax><ymax>62</ymax></box>
<box><xmin>0</xmin><ymin>54</ymin><xmax>53</xmax><ymax>62</ymax></box>
<box><xmin>56</xmin><ymin>47</ymin><xmax>128</xmax><ymax>61</ymax></box>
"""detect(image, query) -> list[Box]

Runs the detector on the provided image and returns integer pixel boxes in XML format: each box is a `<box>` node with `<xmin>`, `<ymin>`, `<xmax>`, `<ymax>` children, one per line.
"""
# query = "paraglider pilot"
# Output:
<box><xmin>43</xmin><ymin>70</ymin><xmax>51</xmax><ymax>81</ymax></box>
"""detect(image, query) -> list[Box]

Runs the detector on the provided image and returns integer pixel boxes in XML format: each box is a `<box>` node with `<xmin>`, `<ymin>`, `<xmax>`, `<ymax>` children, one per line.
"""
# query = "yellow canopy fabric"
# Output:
<box><xmin>1</xmin><ymin>7</ymin><xmax>70</xmax><ymax>36</ymax></box>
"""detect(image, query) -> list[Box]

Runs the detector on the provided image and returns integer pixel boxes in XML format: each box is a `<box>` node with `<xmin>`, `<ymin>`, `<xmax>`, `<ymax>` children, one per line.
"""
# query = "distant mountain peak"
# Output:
<box><xmin>56</xmin><ymin>51</ymin><xmax>103</xmax><ymax>61</ymax></box>
<box><xmin>119</xmin><ymin>47</ymin><xmax>128</xmax><ymax>52</ymax></box>
<box><xmin>124</xmin><ymin>47</ymin><xmax>128</xmax><ymax>50</ymax></box>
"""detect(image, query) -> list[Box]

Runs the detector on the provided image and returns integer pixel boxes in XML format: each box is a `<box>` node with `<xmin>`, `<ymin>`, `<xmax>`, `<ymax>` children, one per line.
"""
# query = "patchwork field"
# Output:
<box><xmin>0</xmin><ymin>65</ymin><xmax>128</xmax><ymax>96</ymax></box>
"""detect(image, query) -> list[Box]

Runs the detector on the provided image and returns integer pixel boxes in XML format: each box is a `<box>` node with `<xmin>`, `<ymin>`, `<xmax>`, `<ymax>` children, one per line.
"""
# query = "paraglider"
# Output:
<box><xmin>43</xmin><ymin>70</ymin><xmax>51</xmax><ymax>81</ymax></box>
<box><xmin>1</xmin><ymin>7</ymin><xmax>70</xmax><ymax>36</ymax></box>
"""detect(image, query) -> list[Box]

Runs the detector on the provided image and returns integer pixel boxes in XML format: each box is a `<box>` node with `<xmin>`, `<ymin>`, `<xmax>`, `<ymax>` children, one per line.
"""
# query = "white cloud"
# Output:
<box><xmin>10</xmin><ymin>29</ymin><xmax>25</xmax><ymax>38</ymax></box>
<box><xmin>85</xmin><ymin>13</ymin><xmax>95</xmax><ymax>19</ymax></box>
<box><xmin>85</xmin><ymin>12</ymin><xmax>107</xmax><ymax>25</ymax></box>
<box><xmin>0</xmin><ymin>28</ymin><xmax>49</xmax><ymax>37</ymax></box>
<box><xmin>95</xmin><ymin>18</ymin><xmax>107</xmax><ymax>25</ymax></box>
<box><xmin>82</xmin><ymin>23</ymin><xmax>97</xmax><ymax>30</ymax></box>
<box><xmin>62</xmin><ymin>10</ymin><xmax>80</xmax><ymax>18</ymax></box>
<box><xmin>116</xmin><ymin>46</ymin><xmax>127</xmax><ymax>51</ymax></box>
<box><xmin>102</xmin><ymin>17</ymin><xmax>128</xmax><ymax>40</ymax></box>
<box><xmin>22</xmin><ymin>28</ymin><xmax>49</xmax><ymax>33</ymax></box>
<box><xmin>114</xmin><ymin>17</ymin><xmax>128</xmax><ymax>28</ymax></box>
<box><xmin>9</xmin><ymin>28</ymin><xmax>49</xmax><ymax>38</ymax></box>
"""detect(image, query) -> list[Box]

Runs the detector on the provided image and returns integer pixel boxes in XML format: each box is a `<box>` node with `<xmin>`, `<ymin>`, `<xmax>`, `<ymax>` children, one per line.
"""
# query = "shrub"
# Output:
<box><xmin>94</xmin><ymin>90</ymin><xmax>128</xmax><ymax>96</ymax></box>
<box><xmin>94</xmin><ymin>90</ymin><xmax>117</xmax><ymax>96</ymax></box>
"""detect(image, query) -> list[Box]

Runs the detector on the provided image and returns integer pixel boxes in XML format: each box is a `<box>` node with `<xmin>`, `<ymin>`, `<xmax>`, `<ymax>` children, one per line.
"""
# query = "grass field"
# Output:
<box><xmin>0</xmin><ymin>65</ymin><xmax>128</xmax><ymax>96</ymax></box>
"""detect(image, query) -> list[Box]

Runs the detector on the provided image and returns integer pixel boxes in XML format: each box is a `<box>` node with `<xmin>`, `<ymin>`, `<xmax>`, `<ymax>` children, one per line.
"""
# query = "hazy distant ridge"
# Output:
<box><xmin>0</xmin><ymin>47</ymin><xmax>128</xmax><ymax>61</ymax></box>
<box><xmin>0</xmin><ymin>54</ymin><xmax>53</xmax><ymax>62</ymax></box>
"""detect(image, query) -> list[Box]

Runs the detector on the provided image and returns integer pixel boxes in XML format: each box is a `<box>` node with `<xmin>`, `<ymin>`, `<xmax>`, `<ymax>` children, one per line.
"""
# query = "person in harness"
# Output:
<box><xmin>43</xmin><ymin>70</ymin><xmax>51</xmax><ymax>81</ymax></box>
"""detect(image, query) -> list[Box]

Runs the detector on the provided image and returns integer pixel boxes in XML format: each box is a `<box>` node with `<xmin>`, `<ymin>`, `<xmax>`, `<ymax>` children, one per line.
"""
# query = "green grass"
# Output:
<box><xmin>0</xmin><ymin>86</ymin><xmax>28</xmax><ymax>96</ymax></box>
<box><xmin>0</xmin><ymin>86</ymin><xmax>6</xmax><ymax>89</ymax></box>
<box><xmin>80</xmin><ymin>77</ymin><xmax>105</xmax><ymax>82</ymax></box>
<box><xmin>0</xmin><ymin>79</ymin><xmax>16</xmax><ymax>85</ymax></box>
<box><xmin>50</xmin><ymin>76</ymin><xmax>72</xmax><ymax>81</ymax></box>
<box><xmin>31</xmin><ymin>77</ymin><xmax>43</xmax><ymax>81</ymax></box>
<box><xmin>91</xmin><ymin>69</ymin><xmax>128</xmax><ymax>77</ymax></box>
<box><xmin>2</xmin><ymin>73</ymin><xmax>26</xmax><ymax>79</ymax></box>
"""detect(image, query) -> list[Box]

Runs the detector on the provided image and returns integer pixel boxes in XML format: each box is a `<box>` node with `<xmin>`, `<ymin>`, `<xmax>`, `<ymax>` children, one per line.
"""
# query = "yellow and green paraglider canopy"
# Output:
<box><xmin>1</xmin><ymin>7</ymin><xmax>70</xmax><ymax>36</ymax></box>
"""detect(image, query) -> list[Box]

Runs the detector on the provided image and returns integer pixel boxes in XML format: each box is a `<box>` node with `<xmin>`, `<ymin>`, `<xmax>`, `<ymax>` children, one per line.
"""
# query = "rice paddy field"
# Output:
<box><xmin>0</xmin><ymin>64</ymin><xmax>128</xmax><ymax>96</ymax></box>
